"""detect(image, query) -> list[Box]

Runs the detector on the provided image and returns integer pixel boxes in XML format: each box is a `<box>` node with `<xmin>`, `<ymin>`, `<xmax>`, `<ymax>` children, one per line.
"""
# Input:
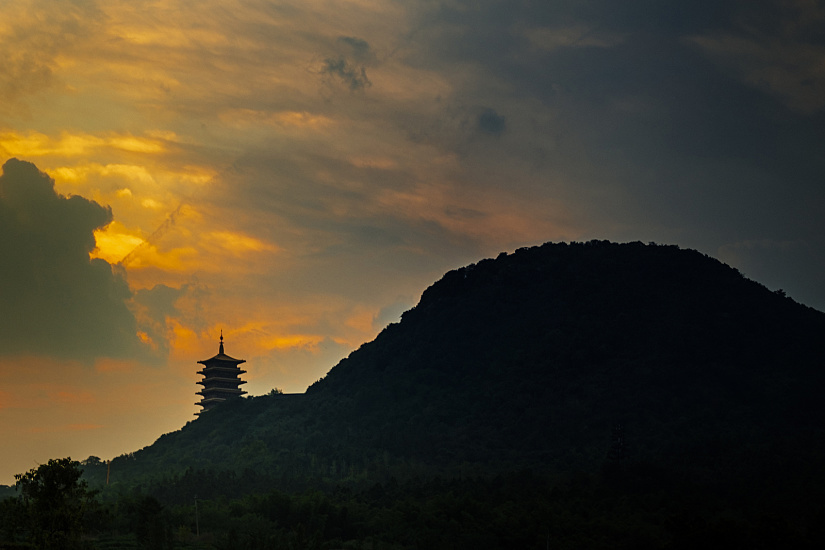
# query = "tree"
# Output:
<box><xmin>14</xmin><ymin>457</ymin><xmax>97</xmax><ymax>549</ymax></box>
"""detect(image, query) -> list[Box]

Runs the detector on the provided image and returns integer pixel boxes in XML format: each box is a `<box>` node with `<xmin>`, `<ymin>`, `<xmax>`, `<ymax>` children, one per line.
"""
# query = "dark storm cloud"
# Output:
<box><xmin>395</xmin><ymin>0</ymin><xmax>825</xmax><ymax>310</ymax></box>
<box><xmin>320</xmin><ymin>36</ymin><xmax>375</xmax><ymax>91</ymax></box>
<box><xmin>402</xmin><ymin>0</ymin><xmax>822</xmax><ymax>173</ymax></box>
<box><xmin>0</xmin><ymin>159</ymin><xmax>149</xmax><ymax>360</ymax></box>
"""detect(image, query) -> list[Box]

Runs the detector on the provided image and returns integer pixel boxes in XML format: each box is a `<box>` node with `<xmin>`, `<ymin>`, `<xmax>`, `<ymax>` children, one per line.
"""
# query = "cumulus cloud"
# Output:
<box><xmin>0</xmin><ymin>158</ymin><xmax>148</xmax><ymax>360</ymax></box>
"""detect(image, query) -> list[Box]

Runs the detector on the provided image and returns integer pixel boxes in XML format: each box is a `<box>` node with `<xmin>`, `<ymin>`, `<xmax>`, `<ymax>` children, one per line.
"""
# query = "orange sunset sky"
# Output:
<box><xmin>2</xmin><ymin>0</ymin><xmax>824</xmax><ymax>484</ymax></box>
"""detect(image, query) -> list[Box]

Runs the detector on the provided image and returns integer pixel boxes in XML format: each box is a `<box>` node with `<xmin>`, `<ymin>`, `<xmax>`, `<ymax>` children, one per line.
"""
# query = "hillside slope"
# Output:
<box><xmin>307</xmin><ymin>241</ymin><xmax>825</xmax><ymax>472</ymax></box>
<box><xmin>98</xmin><ymin>241</ymin><xmax>825</xmax><ymax>495</ymax></box>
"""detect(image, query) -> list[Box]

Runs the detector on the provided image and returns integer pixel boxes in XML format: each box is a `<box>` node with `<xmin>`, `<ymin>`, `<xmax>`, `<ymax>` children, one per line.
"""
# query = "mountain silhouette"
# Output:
<box><xmin>99</xmin><ymin>241</ymin><xmax>825</xmax><ymax>497</ymax></box>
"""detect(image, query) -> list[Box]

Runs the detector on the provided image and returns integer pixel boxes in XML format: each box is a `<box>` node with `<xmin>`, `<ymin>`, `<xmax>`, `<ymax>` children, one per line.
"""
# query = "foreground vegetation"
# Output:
<box><xmin>3</xmin><ymin>457</ymin><xmax>824</xmax><ymax>549</ymax></box>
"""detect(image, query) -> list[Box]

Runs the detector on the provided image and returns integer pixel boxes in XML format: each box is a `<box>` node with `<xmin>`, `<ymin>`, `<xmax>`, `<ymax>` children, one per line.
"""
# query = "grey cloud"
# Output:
<box><xmin>338</xmin><ymin>36</ymin><xmax>374</xmax><ymax>63</ymax></box>
<box><xmin>690</xmin><ymin>2</ymin><xmax>825</xmax><ymax>114</ymax></box>
<box><xmin>130</xmin><ymin>284</ymin><xmax>183</xmax><ymax>357</ymax></box>
<box><xmin>478</xmin><ymin>108</ymin><xmax>505</xmax><ymax>136</ymax></box>
<box><xmin>210</xmin><ymin>150</ymin><xmax>485</xmax><ymax>305</ymax></box>
<box><xmin>219</xmin><ymin>149</ymin><xmax>464</xmax><ymax>247</ymax></box>
<box><xmin>403</xmin><ymin>102</ymin><xmax>515</xmax><ymax>157</ymax></box>
<box><xmin>0</xmin><ymin>0</ymin><xmax>104</xmax><ymax>113</ymax></box>
<box><xmin>0</xmin><ymin>158</ymin><xmax>150</xmax><ymax>361</ymax></box>
<box><xmin>320</xmin><ymin>36</ymin><xmax>375</xmax><ymax>91</ymax></box>
<box><xmin>0</xmin><ymin>55</ymin><xmax>54</xmax><ymax>112</ymax></box>
<box><xmin>130</xmin><ymin>282</ymin><xmax>210</xmax><ymax>356</ymax></box>
<box><xmin>321</xmin><ymin>58</ymin><xmax>372</xmax><ymax>90</ymax></box>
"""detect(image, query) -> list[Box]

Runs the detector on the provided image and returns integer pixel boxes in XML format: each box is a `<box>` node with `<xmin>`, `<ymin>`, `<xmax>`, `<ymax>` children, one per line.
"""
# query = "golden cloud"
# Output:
<box><xmin>0</xmin><ymin>131</ymin><xmax>167</xmax><ymax>157</ymax></box>
<box><xmin>114</xmin><ymin>24</ymin><xmax>230</xmax><ymax>48</ymax></box>
<box><xmin>125</xmin><ymin>244</ymin><xmax>199</xmax><ymax>271</ymax></box>
<box><xmin>219</xmin><ymin>109</ymin><xmax>336</xmax><ymax>131</ymax></box>
<box><xmin>260</xmin><ymin>334</ymin><xmax>326</xmax><ymax>351</ymax></box>
<box><xmin>49</xmin><ymin>164</ymin><xmax>156</xmax><ymax>186</ymax></box>
<box><xmin>168</xmin><ymin>322</ymin><xmax>201</xmax><ymax>360</ymax></box>
<box><xmin>92</xmin><ymin>223</ymin><xmax>145</xmax><ymax>264</ymax></box>
<box><xmin>206</xmin><ymin>231</ymin><xmax>279</xmax><ymax>254</ymax></box>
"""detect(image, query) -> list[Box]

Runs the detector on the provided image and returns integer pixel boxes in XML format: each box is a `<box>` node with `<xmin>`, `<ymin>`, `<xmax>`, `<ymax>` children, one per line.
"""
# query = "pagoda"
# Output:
<box><xmin>195</xmin><ymin>331</ymin><xmax>247</xmax><ymax>415</ymax></box>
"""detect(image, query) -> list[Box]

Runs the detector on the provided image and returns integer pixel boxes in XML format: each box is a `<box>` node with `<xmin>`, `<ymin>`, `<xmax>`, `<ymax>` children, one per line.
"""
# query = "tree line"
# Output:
<box><xmin>3</xmin><ymin>457</ymin><xmax>825</xmax><ymax>549</ymax></box>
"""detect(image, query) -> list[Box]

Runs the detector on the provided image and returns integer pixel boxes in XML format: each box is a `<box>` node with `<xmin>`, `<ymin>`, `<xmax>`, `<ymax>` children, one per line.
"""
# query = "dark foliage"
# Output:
<box><xmin>4</xmin><ymin>458</ymin><xmax>99</xmax><ymax>549</ymax></box>
<box><xmin>6</xmin><ymin>469</ymin><xmax>824</xmax><ymax>549</ymax></box>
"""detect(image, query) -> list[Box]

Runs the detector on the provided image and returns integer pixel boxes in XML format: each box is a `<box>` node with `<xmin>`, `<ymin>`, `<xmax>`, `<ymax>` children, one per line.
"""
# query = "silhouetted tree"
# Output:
<box><xmin>14</xmin><ymin>457</ymin><xmax>97</xmax><ymax>549</ymax></box>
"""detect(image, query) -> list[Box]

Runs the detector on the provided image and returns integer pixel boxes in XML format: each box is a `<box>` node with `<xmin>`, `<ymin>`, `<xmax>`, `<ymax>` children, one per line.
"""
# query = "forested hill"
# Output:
<box><xmin>95</xmin><ymin>241</ymin><xmax>825</xmax><ymax>498</ymax></box>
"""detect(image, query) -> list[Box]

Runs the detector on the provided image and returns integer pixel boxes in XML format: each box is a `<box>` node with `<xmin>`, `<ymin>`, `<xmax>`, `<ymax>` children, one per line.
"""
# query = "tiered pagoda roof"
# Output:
<box><xmin>195</xmin><ymin>331</ymin><xmax>247</xmax><ymax>415</ymax></box>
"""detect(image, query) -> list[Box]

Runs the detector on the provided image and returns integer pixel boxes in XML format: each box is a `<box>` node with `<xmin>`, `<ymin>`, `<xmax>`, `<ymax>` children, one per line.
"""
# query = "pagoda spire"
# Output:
<box><xmin>219</xmin><ymin>329</ymin><xmax>224</xmax><ymax>354</ymax></box>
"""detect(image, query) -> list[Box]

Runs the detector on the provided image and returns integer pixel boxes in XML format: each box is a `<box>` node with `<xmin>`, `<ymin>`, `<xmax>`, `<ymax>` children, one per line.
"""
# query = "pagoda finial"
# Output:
<box><xmin>219</xmin><ymin>330</ymin><xmax>224</xmax><ymax>354</ymax></box>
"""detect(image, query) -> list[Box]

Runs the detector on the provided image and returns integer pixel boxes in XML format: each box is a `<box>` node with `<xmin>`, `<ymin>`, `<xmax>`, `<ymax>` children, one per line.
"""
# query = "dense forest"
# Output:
<box><xmin>3</xmin><ymin>240</ymin><xmax>825</xmax><ymax>548</ymax></box>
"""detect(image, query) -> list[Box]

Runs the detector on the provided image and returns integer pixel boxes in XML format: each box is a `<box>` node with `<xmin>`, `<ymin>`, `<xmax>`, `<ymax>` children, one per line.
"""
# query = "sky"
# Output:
<box><xmin>1</xmin><ymin>0</ymin><xmax>824</xmax><ymax>484</ymax></box>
